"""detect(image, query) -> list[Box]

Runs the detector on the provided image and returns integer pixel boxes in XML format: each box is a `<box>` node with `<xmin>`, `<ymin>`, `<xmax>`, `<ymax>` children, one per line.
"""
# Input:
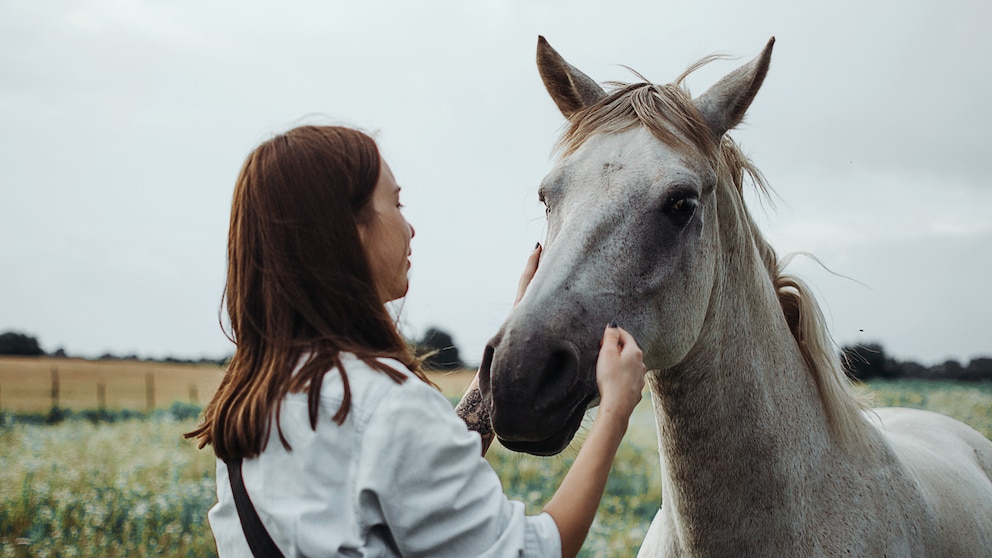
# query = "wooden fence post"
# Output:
<box><xmin>51</xmin><ymin>367</ymin><xmax>60</xmax><ymax>410</ymax></box>
<box><xmin>97</xmin><ymin>380</ymin><xmax>107</xmax><ymax>410</ymax></box>
<box><xmin>145</xmin><ymin>371</ymin><xmax>155</xmax><ymax>411</ymax></box>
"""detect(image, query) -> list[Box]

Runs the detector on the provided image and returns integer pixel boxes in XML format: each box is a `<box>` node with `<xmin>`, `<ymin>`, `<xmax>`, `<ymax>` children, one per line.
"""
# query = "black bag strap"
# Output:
<box><xmin>225</xmin><ymin>458</ymin><xmax>286</xmax><ymax>558</ymax></box>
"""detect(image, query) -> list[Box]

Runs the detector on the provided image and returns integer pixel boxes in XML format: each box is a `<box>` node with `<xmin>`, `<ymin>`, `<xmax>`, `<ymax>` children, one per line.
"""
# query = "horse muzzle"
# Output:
<box><xmin>479</xmin><ymin>327</ymin><xmax>599</xmax><ymax>456</ymax></box>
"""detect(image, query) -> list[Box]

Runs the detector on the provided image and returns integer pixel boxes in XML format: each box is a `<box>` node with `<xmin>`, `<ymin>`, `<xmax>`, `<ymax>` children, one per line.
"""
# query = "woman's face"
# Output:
<box><xmin>358</xmin><ymin>160</ymin><xmax>415</xmax><ymax>303</ymax></box>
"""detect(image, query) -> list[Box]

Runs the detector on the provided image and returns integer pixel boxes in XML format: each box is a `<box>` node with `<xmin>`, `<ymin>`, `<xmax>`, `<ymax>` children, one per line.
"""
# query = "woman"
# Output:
<box><xmin>186</xmin><ymin>125</ymin><xmax>647</xmax><ymax>557</ymax></box>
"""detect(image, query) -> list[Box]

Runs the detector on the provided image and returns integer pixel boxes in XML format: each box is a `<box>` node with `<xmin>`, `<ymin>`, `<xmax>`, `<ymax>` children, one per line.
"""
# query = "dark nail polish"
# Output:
<box><xmin>608</xmin><ymin>320</ymin><xmax>618</xmax><ymax>328</ymax></box>
<box><xmin>534</xmin><ymin>242</ymin><xmax>541</xmax><ymax>250</ymax></box>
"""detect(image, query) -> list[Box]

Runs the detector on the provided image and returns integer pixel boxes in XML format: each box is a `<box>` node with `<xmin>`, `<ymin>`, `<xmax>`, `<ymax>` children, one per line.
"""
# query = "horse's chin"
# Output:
<box><xmin>496</xmin><ymin>395</ymin><xmax>593</xmax><ymax>456</ymax></box>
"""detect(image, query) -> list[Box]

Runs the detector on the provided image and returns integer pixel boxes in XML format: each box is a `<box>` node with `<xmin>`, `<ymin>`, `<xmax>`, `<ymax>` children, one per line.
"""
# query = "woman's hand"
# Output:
<box><xmin>513</xmin><ymin>243</ymin><xmax>542</xmax><ymax>307</ymax></box>
<box><xmin>542</xmin><ymin>324</ymin><xmax>646</xmax><ymax>558</ymax></box>
<box><xmin>594</xmin><ymin>323</ymin><xmax>647</xmax><ymax>420</ymax></box>
<box><xmin>458</xmin><ymin>243</ymin><xmax>544</xmax><ymax>455</ymax></box>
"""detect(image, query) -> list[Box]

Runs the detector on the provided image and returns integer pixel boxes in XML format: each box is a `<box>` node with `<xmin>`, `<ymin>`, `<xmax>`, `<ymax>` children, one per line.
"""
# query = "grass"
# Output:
<box><xmin>0</xmin><ymin>417</ymin><xmax>217</xmax><ymax>557</ymax></box>
<box><xmin>864</xmin><ymin>379</ymin><xmax>992</xmax><ymax>438</ymax></box>
<box><xmin>0</xmin><ymin>361</ymin><xmax>989</xmax><ymax>557</ymax></box>
<box><xmin>0</xmin><ymin>403</ymin><xmax>662</xmax><ymax>558</ymax></box>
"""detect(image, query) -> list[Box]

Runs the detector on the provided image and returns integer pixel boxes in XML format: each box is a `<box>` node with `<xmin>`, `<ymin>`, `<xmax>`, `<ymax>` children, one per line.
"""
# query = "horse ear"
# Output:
<box><xmin>694</xmin><ymin>37</ymin><xmax>775</xmax><ymax>138</ymax></box>
<box><xmin>537</xmin><ymin>36</ymin><xmax>606</xmax><ymax>119</ymax></box>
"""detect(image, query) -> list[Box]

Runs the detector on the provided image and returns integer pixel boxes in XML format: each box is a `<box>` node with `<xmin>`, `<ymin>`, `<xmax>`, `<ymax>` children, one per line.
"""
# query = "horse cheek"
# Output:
<box><xmin>645</xmin><ymin>211</ymin><xmax>716</xmax><ymax>369</ymax></box>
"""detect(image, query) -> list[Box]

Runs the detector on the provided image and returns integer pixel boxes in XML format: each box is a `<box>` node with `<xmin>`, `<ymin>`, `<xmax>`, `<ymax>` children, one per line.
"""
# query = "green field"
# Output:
<box><xmin>1</xmin><ymin>380</ymin><xmax>990</xmax><ymax>557</ymax></box>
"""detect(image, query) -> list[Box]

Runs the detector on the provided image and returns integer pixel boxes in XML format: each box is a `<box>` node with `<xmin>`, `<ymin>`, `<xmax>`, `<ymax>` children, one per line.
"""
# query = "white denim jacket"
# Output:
<box><xmin>209</xmin><ymin>353</ymin><xmax>562</xmax><ymax>557</ymax></box>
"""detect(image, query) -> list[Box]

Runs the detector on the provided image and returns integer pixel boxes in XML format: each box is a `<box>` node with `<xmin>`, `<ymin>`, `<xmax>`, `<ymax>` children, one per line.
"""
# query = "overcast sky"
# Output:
<box><xmin>1</xmin><ymin>0</ymin><xmax>989</xmax><ymax>365</ymax></box>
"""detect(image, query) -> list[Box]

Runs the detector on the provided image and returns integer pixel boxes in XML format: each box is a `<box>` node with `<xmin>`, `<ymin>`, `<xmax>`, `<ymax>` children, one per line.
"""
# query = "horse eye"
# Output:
<box><xmin>662</xmin><ymin>195</ymin><xmax>699</xmax><ymax>226</ymax></box>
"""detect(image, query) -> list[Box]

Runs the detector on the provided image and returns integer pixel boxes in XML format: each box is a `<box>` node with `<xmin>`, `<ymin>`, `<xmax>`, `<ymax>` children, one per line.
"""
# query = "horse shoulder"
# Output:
<box><xmin>871</xmin><ymin>406</ymin><xmax>992</xmax><ymax>554</ymax></box>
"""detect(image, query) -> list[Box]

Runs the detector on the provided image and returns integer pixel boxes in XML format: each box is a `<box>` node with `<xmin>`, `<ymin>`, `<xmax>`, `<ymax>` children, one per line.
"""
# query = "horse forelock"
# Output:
<box><xmin>558</xmin><ymin>80</ymin><xmax>716</xmax><ymax>161</ymax></box>
<box><xmin>556</xmin><ymin>67</ymin><xmax>871</xmax><ymax>451</ymax></box>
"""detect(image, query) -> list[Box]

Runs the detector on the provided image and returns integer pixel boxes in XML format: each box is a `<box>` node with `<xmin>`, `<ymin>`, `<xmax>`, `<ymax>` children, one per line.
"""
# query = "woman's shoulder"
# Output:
<box><xmin>319</xmin><ymin>352</ymin><xmax>440</xmax><ymax>421</ymax></box>
<box><xmin>335</xmin><ymin>352</ymin><xmax>417</xmax><ymax>387</ymax></box>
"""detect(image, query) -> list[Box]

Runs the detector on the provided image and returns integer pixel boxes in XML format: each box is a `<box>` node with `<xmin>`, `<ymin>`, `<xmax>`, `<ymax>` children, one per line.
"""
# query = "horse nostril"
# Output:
<box><xmin>535</xmin><ymin>346</ymin><xmax>578</xmax><ymax>407</ymax></box>
<box><xmin>478</xmin><ymin>344</ymin><xmax>495</xmax><ymax>397</ymax></box>
<box><xmin>487</xmin><ymin>331</ymin><xmax>591</xmax><ymax>444</ymax></box>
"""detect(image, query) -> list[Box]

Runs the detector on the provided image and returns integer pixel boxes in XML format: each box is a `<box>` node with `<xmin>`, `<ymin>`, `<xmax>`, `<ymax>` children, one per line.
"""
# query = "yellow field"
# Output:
<box><xmin>0</xmin><ymin>356</ymin><xmax>475</xmax><ymax>412</ymax></box>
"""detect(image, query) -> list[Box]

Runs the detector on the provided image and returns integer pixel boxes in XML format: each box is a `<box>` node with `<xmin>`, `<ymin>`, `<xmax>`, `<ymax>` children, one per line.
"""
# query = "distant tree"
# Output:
<box><xmin>417</xmin><ymin>327</ymin><xmax>465</xmax><ymax>371</ymax></box>
<box><xmin>841</xmin><ymin>342</ymin><xmax>894</xmax><ymax>381</ymax></box>
<box><xmin>964</xmin><ymin>358</ymin><xmax>992</xmax><ymax>382</ymax></box>
<box><xmin>895</xmin><ymin>359</ymin><xmax>931</xmax><ymax>380</ymax></box>
<box><xmin>932</xmin><ymin>359</ymin><xmax>964</xmax><ymax>381</ymax></box>
<box><xmin>198</xmin><ymin>355</ymin><xmax>232</xmax><ymax>367</ymax></box>
<box><xmin>0</xmin><ymin>331</ymin><xmax>44</xmax><ymax>356</ymax></box>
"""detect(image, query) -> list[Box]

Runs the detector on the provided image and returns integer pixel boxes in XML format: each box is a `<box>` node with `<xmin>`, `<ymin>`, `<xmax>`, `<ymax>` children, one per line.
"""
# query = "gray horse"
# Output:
<box><xmin>479</xmin><ymin>37</ymin><xmax>992</xmax><ymax>556</ymax></box>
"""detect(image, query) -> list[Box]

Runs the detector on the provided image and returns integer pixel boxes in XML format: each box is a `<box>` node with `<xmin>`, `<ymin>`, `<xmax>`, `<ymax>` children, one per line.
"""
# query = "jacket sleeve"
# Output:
<box><xmin>355</xmin><ymin>380</ymin><xmax>562</xmax><ymax>558</ymax></box>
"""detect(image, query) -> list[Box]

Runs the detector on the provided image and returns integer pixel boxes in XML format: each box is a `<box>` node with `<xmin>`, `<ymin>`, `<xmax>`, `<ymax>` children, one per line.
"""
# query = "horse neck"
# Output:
<box><xmin>647</xmin><ymin>183</ymin><xmax>836</xmax><ymax>549</ymax></box>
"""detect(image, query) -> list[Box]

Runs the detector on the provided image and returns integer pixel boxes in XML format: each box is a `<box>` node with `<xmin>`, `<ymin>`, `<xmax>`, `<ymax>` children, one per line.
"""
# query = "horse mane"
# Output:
<box><xmin>558</xmin><ymin>68</ymin><xmax>872</xmax><ymax>450</ymax></box>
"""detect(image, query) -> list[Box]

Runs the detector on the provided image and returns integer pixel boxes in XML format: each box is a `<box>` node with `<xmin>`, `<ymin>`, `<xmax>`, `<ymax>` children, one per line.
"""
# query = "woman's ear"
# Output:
<box><xmin>356</xmin><ymin>221</ymin><xmax>369</xmax><ymax>246</ymax></box>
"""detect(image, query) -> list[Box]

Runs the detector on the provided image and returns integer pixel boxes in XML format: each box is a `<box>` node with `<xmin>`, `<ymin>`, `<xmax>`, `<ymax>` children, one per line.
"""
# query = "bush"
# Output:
<box><xmin>963</xmin><ymin>358</ymin><xmax>992</xmax><ymax>382</ymax></box>
<box><xmin>416</xmin><ymin>327</ymin><xmax>465</xmax><ymax>371</ymax></box>
<box><xmin>77</xmin><ymin>409</ymin><xmax>119</xmax><ymax>424</ymax></box>
<box><xmin>44</xmin><ymin>407</ymin><xmax>72</xmax><ymax>425</ymax></box>
<box><xmin>167</xmin><ymin>401</ymin><xmax>203</xmax><ymax>422</ymax></box>
<box><xmin>841</xmin><ymin>343</ymin><xmax>893</xmax><ymax>381</ymax></box>
<box><xmin>0</xmin><ymin>331</ymin><xmax>43</xmax><ymax>356</ymax></box>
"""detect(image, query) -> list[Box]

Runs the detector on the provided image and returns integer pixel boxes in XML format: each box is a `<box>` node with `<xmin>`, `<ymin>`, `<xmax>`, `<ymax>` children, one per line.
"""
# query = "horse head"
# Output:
<box><xmin>479</xmin><ymin>36</ymin><xmax>774</xmax><ymax>455</ymax></box>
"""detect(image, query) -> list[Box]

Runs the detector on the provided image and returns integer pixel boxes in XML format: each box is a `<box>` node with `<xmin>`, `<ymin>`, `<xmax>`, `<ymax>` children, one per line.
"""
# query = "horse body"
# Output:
<box><xmin>479</xmin><ymin>36</ymin><xmax>992</xmax><ymax>555</ymax></box>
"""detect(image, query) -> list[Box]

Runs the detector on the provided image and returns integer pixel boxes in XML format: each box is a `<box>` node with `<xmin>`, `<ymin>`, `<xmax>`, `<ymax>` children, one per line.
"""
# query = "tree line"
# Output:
<box><xmin>0</xmin><ymin>331</ymin><xmax>228</xmax><ymax>366</ymax></box>
<box><xmin>841</xmin><ymin>342</ymin><xmax>992</xmax><ymax>382</ymax></box>
<box><xmin>0</xmin><ymin>329</ymin><xmax>467</xmax><ymax>371</ymax></box>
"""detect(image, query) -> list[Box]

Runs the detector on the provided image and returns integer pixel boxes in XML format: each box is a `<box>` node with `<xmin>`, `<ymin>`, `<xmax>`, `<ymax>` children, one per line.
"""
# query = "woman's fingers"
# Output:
<box><xmin>602</xmin><ymin>322</ymin><xmax>620</xmax><ymax>341</ymax></box>
<box><xmin>601</xmin><ymin>324</ymin><xmax>638</xmax><ymax>357</ymax></box>
<box><xmin>595</xmin><ymin>323</ymin><xmax>646</xmax><ymax>418</ymax></box>
<box><xmin>614</xmin><ymin>327</ymin><xmax>644</xmax><ymax>367</ymax></box>
<box><xmin>513</xmin><ymin>243</ymin><xmax>542</xmax><ymax>307</ymax></box>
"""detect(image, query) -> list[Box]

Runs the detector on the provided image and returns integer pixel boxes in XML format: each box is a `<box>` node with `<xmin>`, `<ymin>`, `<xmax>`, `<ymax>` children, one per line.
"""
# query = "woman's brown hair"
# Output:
<box><xmin>186</xmin><ymin>125</ymin><xmax>434</xmax><ymax>460</ymax></box>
